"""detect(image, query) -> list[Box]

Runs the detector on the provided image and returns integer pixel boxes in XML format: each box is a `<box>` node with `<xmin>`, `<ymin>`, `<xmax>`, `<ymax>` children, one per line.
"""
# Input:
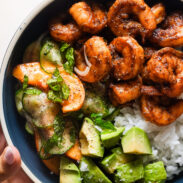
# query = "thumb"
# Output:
<box><xmin>0</xmin><ymin>146</ymin><xmax>21</xmax><ymax>182</ymax></box>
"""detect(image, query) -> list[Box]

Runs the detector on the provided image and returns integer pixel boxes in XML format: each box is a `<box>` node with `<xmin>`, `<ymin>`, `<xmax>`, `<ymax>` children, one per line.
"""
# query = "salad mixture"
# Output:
<box><xmin>13</xmin><ymin>0</ymin><xmax>183</xmax><ymax>182</ymax></box>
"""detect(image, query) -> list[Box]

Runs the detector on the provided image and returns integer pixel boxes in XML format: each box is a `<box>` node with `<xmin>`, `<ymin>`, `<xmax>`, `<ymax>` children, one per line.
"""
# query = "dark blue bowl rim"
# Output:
<box><xmin>1</xmin><ymin>1</ymin><xmax>183</xmax><ymax>183</ymax></box>
<box><xmin>0</xmin><ymin>0</ymin><xmax>54</xmax><ymax>182</ymax></box>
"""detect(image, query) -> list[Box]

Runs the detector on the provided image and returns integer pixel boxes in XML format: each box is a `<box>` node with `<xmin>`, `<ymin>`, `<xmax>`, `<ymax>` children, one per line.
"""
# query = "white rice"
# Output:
<box><xmin>114</xmin><ymin>103</ymin><xmax>183</xmax><ymax>179</ymax></box>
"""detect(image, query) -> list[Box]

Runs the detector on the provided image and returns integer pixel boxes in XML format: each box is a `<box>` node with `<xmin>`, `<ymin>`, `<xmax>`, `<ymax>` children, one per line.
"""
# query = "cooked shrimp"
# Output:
<box><xmin>151</xmin><ymin>3</ymin><xmax>166</xmax><ymax>24</ymax></box>
<box><xmin>74</xmin><ymin>36</ymin><xmax>111</xmax><ymax>83</ymax></box>
<box><xmin>109</xmin><ymin>77</ymin><xmax>142</xmax><ymax>106</ymax></box>
<box><xmin>141</xmin><ymin>95</ymin><xmax>183</xmax><ymax>126</ymax></box>
<box><xmin>107</xmin><ymin>0</ymin><xmax>157</xmax><ymax>38</ymax></box>
<box><xmin>49</xmin><ymin>18</ymin><xmax>82</xmax><ymax>43</ymax></box>
<box><xmin>144</xmin><ymin>47</ymin><xmax>157</xmax><ymax>61</ymax></box>
<box><xmin>151</xmin><ymin>12</ymin><xmax>183</xmax><ymax>47</ymax></box>
<box><xmin>141</xmin><ymin>85</ymin><xmax>162</xmax><ymax>96</ymax></box>
<box><xmin>144</xmin><ymin>47</ymin><xmax>183</xmax><ymax>98</ymax></box>
<box><xmin>69</xmin><ymin>2</ymin><xmax>107</xmax><ymax>34</ymax></box>
<box><xmin>109</xmin><ymin>36</ymin><xmax>144</xmax><ymax>81</ymax></box>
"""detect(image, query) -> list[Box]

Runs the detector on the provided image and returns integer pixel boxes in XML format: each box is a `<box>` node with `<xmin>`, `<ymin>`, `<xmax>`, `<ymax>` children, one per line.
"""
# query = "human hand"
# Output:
<box><xmin>0</xmin><ymin>126</ymin><xmax>32</xmax><ymax>183</ymax></box>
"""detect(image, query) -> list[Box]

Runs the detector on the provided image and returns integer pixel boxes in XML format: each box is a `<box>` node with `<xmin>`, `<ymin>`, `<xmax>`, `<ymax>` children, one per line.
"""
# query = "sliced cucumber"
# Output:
<box><xmin>15</xmin><ymin>89</ymin><xmax>25</xmax><ymax>116</ymax></box>
<box><xmin>25</xmin><ymin>121</ymin><xmax>34</xmax><ymax>135</ymax></box>
<box><xmin>22</xmin><ymin>88</ymin><xmax>60</xmax><ymax>128</ymax></box>
<box><xmin>82</xmin><ymin>90</ymin><xmax>109</xmax><ymax>116</ymax></box>
<box><xmin>48</xmin><ymin>120</ymin><xmax>76</xmax><ymax>155</ymax></box>
<box><xmin>23</xmin><ymin>32</ymin><xmax>48</xmax><ymax>63</ymax></box>
<box><xmin>40</xmin><ymin>40</ymin><xmax>62</xmax><ymax>73</ymax></box>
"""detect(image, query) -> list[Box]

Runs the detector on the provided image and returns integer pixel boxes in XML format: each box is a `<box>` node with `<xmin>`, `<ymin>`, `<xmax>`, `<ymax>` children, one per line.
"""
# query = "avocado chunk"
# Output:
<box><xmin>79</xmin><ymin>118</ymin><xmax>104</xmax><ymax>158</ymax></box>
<box><xmin>115</xmin><ymin>160</ymin><xmax>144</xmax><ymax>183</ymax></box>
<box><xmin>101</xmin><ymin>127</ymin><xmax>125</xmax><ymax>148</ymax></box>
<box><xmin>79</xmin><ymin>157</ymin><xmax>112</xmax><ymax>183</ymax></box>
<box><xmin>60</xmin><ymin>156</ymin><xmax>81</xmax><ymax>183</ymax></box>
<box><xmin>122</xmin><ymin>127</ymin><xmax>152</xmax><ymax>154</ymax></box>
<box><xmin>101</xmin><ymin>147</ymin><xmax>134</xmax><ymax>174</ymax></box>
<box><xmin>82</xmin><ymin>90</ymin><xmax>108</xmax><ymax>116</ymax></box>
<box><xmin>144</xmin><ymin>161</ymin><xmax>167</xmax><ymax>183</ymax></box>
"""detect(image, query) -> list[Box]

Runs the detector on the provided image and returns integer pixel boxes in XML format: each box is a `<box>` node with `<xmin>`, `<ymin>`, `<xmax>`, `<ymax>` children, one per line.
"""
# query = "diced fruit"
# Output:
<box><xmin>115</xmin><ymin>160</ymin><xmax>144</xmax><ymax>183</ymax></box>
<box><xmin>101</xmin><ymin>153</ymin><xmax>118</xmax><ymax>174</ymax></box>
<box><xmin>144</xmin><ymin>161</ymin><xmax>167</xmax><ymax>183</ymax></box>
<box><xmin>79</xmin><ymin>157</ymin><xmax>112</xmax><ymax>183</ymax></box>
<box><xmin>48</xmin><ymin>120</ymin><xmax>76</xmax><ymax>155</ymax></box>
<box><xmin>34</xmin><ymin>132</ymin><xmax>60</xmax><ymax>175</ymax></box>
<box><xmin>101</xmin><ymin>147</ymin><xmax>134</xmax><ymax>174</ymax></box>
<box><xmin>40</xmin><ymin>40</ymin><xmax>62</xmax><ymax>73</ymax></box>
<box><xmin>12</xmin><ymin>62</ymin><xmax>85</xmax><ymax>113</ymax></box>
<box><xmin>101</xmin><ymin>127</ymin><xmax>125</xmax><ymax>148</ymax></box>
<box><xmin>82</xmin><ymin>90</ymin><xmax>108</xmax><ymax>116</ymax></box>
<box><xmin>79</xmin><ymin>118</ymin><xmax>104</xmax><ymax>158</ymax></box>
<box><xmin>66</xmin><ymin>139</ymin><xmax>82</xmax><ymax>161</ymax></box>
<box><xmin>43</xmin><ymin>157</ymin><xmax>60</xmax><ymax>175</ymax></box>
<box><xmin>60</xmin><ymin>156</ymin><xmax>81</xmax><ymax>183</ymax></box>
<box><xmin>122</xmin><ymin>127</ymin><xmax>152</xmax><ymax>155</ymax></box>
<box><xmin>22</xmin><ymin>90</ymin><xmax>59</xmax><ymax>128</ymax></box>
<box><xmin>111</xmin><ymin>147</ymin><xmax>134</xmax><ymax>163</ymax></box>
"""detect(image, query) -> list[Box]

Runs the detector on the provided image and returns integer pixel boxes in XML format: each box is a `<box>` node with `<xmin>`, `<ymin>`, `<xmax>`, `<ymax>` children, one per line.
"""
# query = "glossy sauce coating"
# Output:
<box><xmin>143</xmin><ymin>47</ymin><xmax>183</xmax><ymax>98</ymax></box>
<box><xmin>69</xmin><ymin>2</ymin><xmax>107</xmax><ymax>34</ymax></box>
<box><xmin>49</xmin><ymin>19</ymin><xmax>82</xmax><ymax>43</ymax></box>
<box><xmin>109</xmin><ymin>77</ymin><xmax>142</xmax><ymax>106</ymax></box>
<box><xmin>152</xmin><ymin>12</ymin><xmax>183</xmax><ymax>47</ymax></box>
<box><xmin>74</xmin><ymin>36</ymin><xmax>112</xmax><ymax>83</ymax></box>
<box><xmin>109</xmin><ymin>36</ymin><xmax>144</xmax><ymax>80</ymax></box>
<box><xmin>108</xmin><ymin>0</ymin><xmax>157</xmax><ymax>39</ymax></box>
<box><xmin>141</xmin><ymin>95</ymin><xmax>183</xmax><ymax>126</ymax></box>
<box><xmin>151</xmin><ymin>3</ymin><xmax>166</xmax><ymax>25</ymax></box>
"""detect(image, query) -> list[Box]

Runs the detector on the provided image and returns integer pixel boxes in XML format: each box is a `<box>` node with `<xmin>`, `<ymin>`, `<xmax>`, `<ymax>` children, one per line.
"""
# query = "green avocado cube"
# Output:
<box><xmin>111</xmin><ymin>147</ymin><xmax>134</xmax><ymax>162</ymax></box>
<box><xmin>79</xmin><ymin>118</ymin><xmax>104</xmax><ymax>158</ymax></box>
<box><xmin>115</xmin><ymin>160</ymin><xmax>144</xmax><ymax>183</ymax></box>
<box><xmin>122</xmin><ymin>127</ymin><xmax>152</xmax><ymax>154</ymax></box>
<box><xmin>101</xmin><ymin>127</ymin><xmax>125</xmax><ymax>148</ymax></box>
<box><xmin>144</xmin><ymin>161</ymin><xmax>167</xmax><ymax>183</ymax></box>
<box><xmin>101</xmin><ymin>147</ymin><xmax>134</xmax><ymax>174</ymax></box>
<box><xmin>60</xmin><ymin>156</ymin><xmax>81</xmax><ymax>183</ymax></box>
<box><xmin>79</xmin><ymin>157</ymin><xmax>112</xmax><ymax>183</ymax></box>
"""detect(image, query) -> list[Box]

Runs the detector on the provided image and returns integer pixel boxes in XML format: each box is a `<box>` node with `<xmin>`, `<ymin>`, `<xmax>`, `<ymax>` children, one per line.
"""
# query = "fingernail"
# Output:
<box><xmin>4</xmin><ymin>147</ymin><xmax>15</xmax><ymax>165</ymax></box>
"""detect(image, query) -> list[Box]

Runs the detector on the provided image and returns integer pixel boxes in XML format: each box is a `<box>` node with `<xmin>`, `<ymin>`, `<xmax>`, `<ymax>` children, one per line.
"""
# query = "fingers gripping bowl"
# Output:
<box><xmin>1</xmin><ymin>0</ymin><xmax>183</xmax><ymax>183</ymax></box>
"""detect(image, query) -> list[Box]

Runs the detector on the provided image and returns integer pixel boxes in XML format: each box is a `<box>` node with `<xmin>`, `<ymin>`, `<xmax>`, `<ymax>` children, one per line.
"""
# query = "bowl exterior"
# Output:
<box><xmin>1</xmin><ymin>0</ymin><xmax>183</xmax><ymax>183</ymax></box>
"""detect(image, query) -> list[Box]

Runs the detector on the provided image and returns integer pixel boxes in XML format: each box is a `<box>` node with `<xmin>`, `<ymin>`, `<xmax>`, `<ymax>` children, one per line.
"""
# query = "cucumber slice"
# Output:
<box><xmin>25</xmin><ymin>121</ymin><xmax>34</xmax><ymax>135</ymax></box>
<box><xmin>48</xmin><ymin>120</ymin><xmax>76</xmax><ymax>155</ymax></box>
<box><xmin>23</xmin><ymin>32</ymin><xmax>48</xmax><ymax>63</ymax></box>
<box><xmin>15</xmin><ymin>89</ymin><xmax>25</xmax><ymax>116</ymax></box>
<box><xmin>35</xmin><ymin>130</ymin><xmax>52</xmax><ymax>160</ymax></box>
<box><xmin>40</xmin><ymin>40</ymin><xmax>62</xmax><ymax>73</ymax></box>
<box><xmin>22</xmin><ymin>88</ymin><xmax>60</xmax><ymax>128</ymax></box>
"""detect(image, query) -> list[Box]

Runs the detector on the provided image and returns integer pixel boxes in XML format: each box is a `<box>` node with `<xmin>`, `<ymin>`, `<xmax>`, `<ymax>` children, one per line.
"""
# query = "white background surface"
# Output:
<box><xmin>0</xmin><ymin>0</ymin><xmax>43</xmax><ymax>65</ymax></box>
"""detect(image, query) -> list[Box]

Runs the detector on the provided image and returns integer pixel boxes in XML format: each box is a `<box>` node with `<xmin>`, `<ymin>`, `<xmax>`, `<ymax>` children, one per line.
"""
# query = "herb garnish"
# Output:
<box><xmin>24</xmin><ymin>88</ymin><xmax>42</xmax><ymax>95</ymax></box>
<box><xmin>60</xmin><ymin>42</ymin><xmax>75</xmax><ymax>74</ymax></box>
<box><xmin>43</xmin><ymin>112</ymin><xmax>65</xmax><ymax>154</ymax></box>
<box><xmin>47</xmin><ymin>68</ymin><xmax>70</xmax><ymax>103</ymax></box>
<box><xmin>91</xmin><ymin>113</ymin><xmax>116</xmax><ymax>132</ymax></box>
<box><xmin>22</xmin><ymin>75</ymin><xmax>42</xmax><ymax>95</ymax></box>
<box><xmin>23</xmin><ymin>75</ymin><xmax>28</xmax><ymax>90</ymax></box>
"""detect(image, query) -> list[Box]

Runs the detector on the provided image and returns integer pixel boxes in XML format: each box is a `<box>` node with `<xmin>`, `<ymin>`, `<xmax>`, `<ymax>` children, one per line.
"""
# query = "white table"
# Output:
<box><xmin>0</xmin><ymin>0</ymin><xmax>43</xmax><ymax>64</ymax></box>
